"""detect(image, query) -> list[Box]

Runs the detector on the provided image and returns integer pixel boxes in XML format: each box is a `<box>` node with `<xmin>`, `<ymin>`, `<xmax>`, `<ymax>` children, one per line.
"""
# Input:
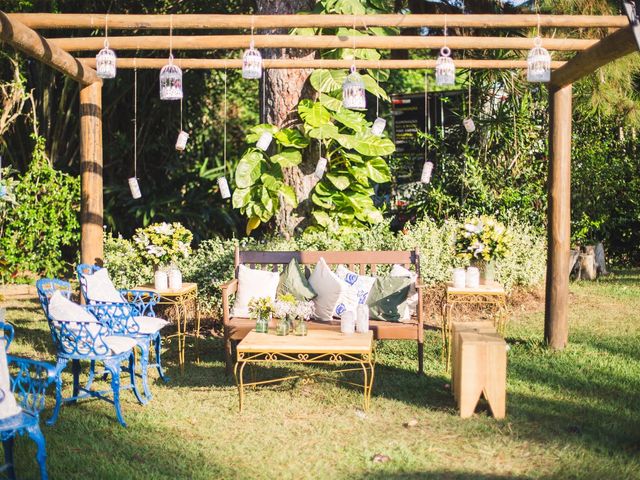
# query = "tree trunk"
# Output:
<box><xmin>256</xmin><ymin>0</ymin><xmax>317</xmax><ymax>238</ymax></box>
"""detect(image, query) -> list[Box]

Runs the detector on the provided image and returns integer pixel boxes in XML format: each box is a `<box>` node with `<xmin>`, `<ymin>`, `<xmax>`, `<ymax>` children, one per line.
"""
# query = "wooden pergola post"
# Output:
<box><xmin>545</xmin><ymin>84</ymin><xmax>572</xmax><ymax>349</ymax></box>
<box><xmin>79</xmin><ymin>81</ymin><xmax>104</xmax><ymax>265</ymax></box>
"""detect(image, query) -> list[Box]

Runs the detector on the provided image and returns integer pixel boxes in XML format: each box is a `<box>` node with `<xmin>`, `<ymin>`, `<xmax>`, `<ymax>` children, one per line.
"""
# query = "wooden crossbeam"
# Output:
<box><xmin>8</xmin><ymin>13</ymin><xmax>628</xmax><ymax>30</ymax></box>
<box><xmin>79</xmin><ymin>57</ymin><xmax>568</xmax><ymax>70</ymax></box>
<box><xmin>0</xmin><ymin>10</ymin><xmax>99</xmax><ymax>85</ymax></box>
<box><xmin>551</xmin><ymin>25</ymin><xmax>639</xmax><ymax>87</ymax></box>
<box><xmin>52</xmin><ymin>35</ymin><xmax>596</xmax><ymax>52</ymax></box>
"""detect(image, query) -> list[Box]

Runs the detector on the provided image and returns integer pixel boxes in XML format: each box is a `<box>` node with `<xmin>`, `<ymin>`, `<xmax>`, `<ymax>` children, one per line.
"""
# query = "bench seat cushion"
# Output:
<box><xmin>225</xmin><ymin>317</ymin><xmax>419</xmax><ymax>341</ymax></box>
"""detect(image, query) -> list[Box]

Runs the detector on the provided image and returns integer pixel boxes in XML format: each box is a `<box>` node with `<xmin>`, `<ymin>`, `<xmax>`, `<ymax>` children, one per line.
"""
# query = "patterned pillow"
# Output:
<box><xmin>335</xmin><ymin>265</ymin><xmax>377</xmax><ymax>317</ymax></box>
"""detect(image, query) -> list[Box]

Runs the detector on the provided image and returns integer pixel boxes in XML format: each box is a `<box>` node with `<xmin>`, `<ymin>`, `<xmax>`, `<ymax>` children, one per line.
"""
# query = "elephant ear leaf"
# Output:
<box><xmin>274</xmin><ymin>128</ymin><xmax>310</xmax><ymax>149</ymax></box>
<box><xmin>235</xmin><ymin>150</ymin><xmax>263</xmax><ymax>188</ymax></box>
<box><xmin>270</xmin><ymin>149</ymin><xmax>302</xmax><ymax>168</ymax></box>
<box><xmin>246</xmin><ymin>216</ymin><xmax>261</xmax><ymax>236</ymax></box>
<box><xmin>365</xmin><ymin>157</ymin><xmax>391</xmax><ymax>183</ymax></box>
<box><xmin>298</xmin><ymin>100</ymin><xmax>331</xmax><ymax>128</ymax></box>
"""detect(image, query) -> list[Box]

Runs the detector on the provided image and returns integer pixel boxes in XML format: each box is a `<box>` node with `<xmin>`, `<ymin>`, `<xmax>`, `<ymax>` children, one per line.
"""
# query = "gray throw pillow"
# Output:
<box><xmin>366</xmin><ymin>276</ymin><xmax>413</xmax><ymax>322</ymax></box>
<box><xmin>277</xmin><ymin>258</ymin><xmax>317</xmax><ymax>301</ymax></box>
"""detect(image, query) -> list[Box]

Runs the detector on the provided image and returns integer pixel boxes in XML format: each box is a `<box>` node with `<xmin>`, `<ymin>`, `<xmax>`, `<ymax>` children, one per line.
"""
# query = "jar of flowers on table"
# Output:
<box><xmin>274</xmin><ymin>294</ymin><xmax>314</xmax><ymax>336</ymax></box>
<box><xmin>248</xmin><ymin>297</ymin><xmax>273</xmax><ymax>334</ymax></box>
<box><xmin>455</xmin><ymin>216</ymin><xmax>512</xmax><ymax>284</ymax></box>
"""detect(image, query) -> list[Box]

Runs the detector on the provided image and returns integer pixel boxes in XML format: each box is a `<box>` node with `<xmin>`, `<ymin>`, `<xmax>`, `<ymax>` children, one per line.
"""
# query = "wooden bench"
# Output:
<box><xmin>220</xmin><ymin>246</ymin><xmax>425</xmax><ymax>375</ymax></box>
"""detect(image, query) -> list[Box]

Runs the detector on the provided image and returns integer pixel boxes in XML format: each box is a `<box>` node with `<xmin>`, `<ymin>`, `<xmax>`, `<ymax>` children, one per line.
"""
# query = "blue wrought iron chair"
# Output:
<box><xmin>0</xmin><ymin>321</ymin><xmax>55</xmax><ymax>480</ymax></box>
<box><xmin>36</xmin><ymin>278</ymin><xmax>142</xmax><ymax>427</ymax></box>
<box><xmin>76</xmin><ymin>264</ymin><xmax>169</xmax><ymax>402</ymax></box>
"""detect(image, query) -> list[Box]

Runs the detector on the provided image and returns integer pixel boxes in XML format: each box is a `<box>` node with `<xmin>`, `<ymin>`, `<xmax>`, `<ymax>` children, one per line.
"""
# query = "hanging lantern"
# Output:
<box><xmin>342</xmin><ymin>65</ymin><xmax>366</xmax><ymax>110</ymax></box>
<box><xmin>242</xmin><ymin>42</ymin><xmax>262</xmax><ymax>79</ymax></box>
<box><xmin>175</xmin><ymin>131</ymin><xmax>189</xmax><ymax>151</ymax></box>
<box><xmin>218</xmin><ymin>177</ymin><xmax>231</xmax><ymax>199</ymax></box>
<box><xmin>159</xmin><ymin>55</ymin><xmax>183</xmax><ymax>100</ymax></box>
<box><xmin>96</xmin><ymin>40</ymin><xmax>117</xmax><ymax>79</ymax></box>
<box><xmin>371</xmin><ymin>117</ymin><xmax>386</xmax><ymax>136</ymax></box>
<box><xmin>314</xmin><ymin>157</ymin><xmax>328</xmax><ymax>179</ymax></box>
<box><xmin>435</xmin><ymin>47</ymin><xmax>456</xmax><ymax>87</ymax></box>
<box><xmin>128</xmin><ymin>177</ymin><xmax>142</xmax><ymax>199</ymax></box>
<box><xmin>527</xmin><ymin>37</ymin><xmax>551</xmax><ymax>83</ymax></box>
<box><xmin>421</xmin><ymin>161</ymin><xmax>434</xmax><ymax>184</ymax></box>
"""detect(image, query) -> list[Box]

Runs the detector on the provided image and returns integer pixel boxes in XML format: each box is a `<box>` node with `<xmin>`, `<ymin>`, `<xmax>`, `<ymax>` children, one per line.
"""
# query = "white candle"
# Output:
<box><xmin>175</xmin><ymin>131</ymin><xmax>189</xmax><ymax>151</ymax></box>
<box><xmin>218</xmin><ymin>177</ymin><xmax>231</xmax><ymax>199</ymax></box>
<box><xmin>256</xmin><ymin>132</ymin><xmax>273</xmax><ymax>151</ymax></box>
<box><xmin>452</xmin><ymin>267</ymin><xmax>466</xmax><ymax>289</ymax></box>
<box><xmin>371</xmin><ymin>117</ymin><xmax>386</xmax><ymax>136</ymax></box>
<box><xmin>465</xmin><ymin>267</ymin><xmax>480</xmax><ymax>289</ymax></box>
<box><xmin>128</xmin><ymin>177</ymin><xmax>142</xmax><ymax>199</ymax></box>
<box><xmin>314</xmin><ymin>157</ymin><xmax>327</xmax><ymax>179</ymax></box>
<box><xmin>341</xmin><ymin>310</ymin><xmax>356</xmax><ymax>334</ymax></box>
<box><xmin>463</xmin><ymin>118</ymin><xmax>476</xmax><ymax>133</ymax></box>
<box><xmin>356</xmin><ymin>304</ymin><xmax>369</xmax><ymax>334</ymax></box>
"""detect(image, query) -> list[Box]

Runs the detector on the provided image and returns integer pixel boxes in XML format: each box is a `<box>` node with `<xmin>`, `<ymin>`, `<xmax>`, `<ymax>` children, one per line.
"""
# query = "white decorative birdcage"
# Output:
<box><xmin>342</xmin><ymin>65</ymin><xmax>366</xmax><ymax>110</ymax></box>
<box><xmin>435</xmin><ymin>47</ymin><xmax>455</xmax><ymax>87</ymax></box>
<box><xmin>159</xmin><ymin>56</ymin><xmax>183</xmax><ymax>100</ymax></box>
<box><xmin>242</xmin><ymin>42</ymin><xmax>262</xmax><ymax>79</ymax></box>
<box><xmin>96</xmin><ymin>40</ymin><xmax>117</xmax><ymax>79</ymax></box>
<box><xmin>527</xmin><ymin>37</ymin><xmax>551</xmax><ymax>83</ymax></box>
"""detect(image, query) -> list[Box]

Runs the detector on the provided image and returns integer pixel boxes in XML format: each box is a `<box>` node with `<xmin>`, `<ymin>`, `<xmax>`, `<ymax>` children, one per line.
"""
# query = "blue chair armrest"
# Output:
<box><xmin>119</xmin><ymin>289</ymin><xmax>159</xmax><ymax>317</ymax></box>
<box><xmin>7</xmin><ymin>356</ymin><xmax>56</xmax><ymax>414</ymax></box>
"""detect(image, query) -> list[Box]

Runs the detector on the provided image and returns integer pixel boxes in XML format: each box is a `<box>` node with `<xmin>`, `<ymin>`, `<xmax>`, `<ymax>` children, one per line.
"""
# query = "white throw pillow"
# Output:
<box><xmin>335</xmin><ymin>265</ymin><xmax>376</xmax><ymax>316</ymax></box>
<box><xmin>133</xmin><ymin>316</ymin><xmax>170</xmax><ymax>335</ymax></box>
<box><xmin>49</xmin><ymin>290</ymin><xmax>98</xmax><ymax>324</ymax></box>
<box><xmin>83</xmin><ymin>268</ymin><xmax>124</xmax><ymax>303</ymax></box>
<box><xmin>308</xmin><ymin>258</ymin><xmax>352</xmax><ymax>322</ymax></box>
<box><xmin>231</xmin><ymin>265</ymin><xmax>280</xmax><ymax>318</ymax></box>
<box><xmin>390</xmin><ymin>264</ymin><xmax>419</xmax><ymax>322</ymax></box>
<box><xmin>0</xmin><ymin>340</ymin><xmax>22</xmax><ymax>420</ymax></box>
<box><xmin>104</xmin><ymin>335</ymin><xmax>137</xmax><ymax>355</ymax></box>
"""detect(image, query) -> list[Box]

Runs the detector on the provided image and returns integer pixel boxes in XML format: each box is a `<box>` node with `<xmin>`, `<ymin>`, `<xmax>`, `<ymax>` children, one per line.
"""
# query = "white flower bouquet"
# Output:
<box><xmin>133</xmin><ymin>222</ymin><xmax>193</xmax><ymax>266</ymax></box>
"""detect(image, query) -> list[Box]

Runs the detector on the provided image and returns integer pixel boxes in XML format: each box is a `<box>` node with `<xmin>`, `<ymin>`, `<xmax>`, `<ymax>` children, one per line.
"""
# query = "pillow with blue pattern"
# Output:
<box><xmin>334</xmin><ymin>265</ymin><xmax>377</xmax><ymax>317</ymax></box>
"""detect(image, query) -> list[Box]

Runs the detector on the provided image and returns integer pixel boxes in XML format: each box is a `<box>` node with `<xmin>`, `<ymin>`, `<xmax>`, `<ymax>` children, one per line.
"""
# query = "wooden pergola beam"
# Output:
<box><xmin>52</xmin><ymin>34</ymin><xmax>596</xmax><ymax>52</ymax></box>
<box><xmin>0</xmin><ymin>10</ymin><xmax>99</xmax><ymax>85</ymax></box>
<box><xmin>8</xmin><ymin>13</ymin><xmax>628</xmax><ymax>30</ymax></box>
<box><xmin>551</xmin><ymin>25</ymin><xmax>639</xmax><ymax>87</ymax></box>
<box><xmin>79</xmin><ymin>57</ymin><xmax>567</xmax><ymax>70</ymax></box>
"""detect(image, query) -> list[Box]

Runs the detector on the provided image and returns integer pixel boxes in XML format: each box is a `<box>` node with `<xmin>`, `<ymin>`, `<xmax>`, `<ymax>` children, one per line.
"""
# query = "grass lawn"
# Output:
<box><xmin>4</xmin><ymin>270</ymin><xmax>640</xmax><ymax>479</ymax></box>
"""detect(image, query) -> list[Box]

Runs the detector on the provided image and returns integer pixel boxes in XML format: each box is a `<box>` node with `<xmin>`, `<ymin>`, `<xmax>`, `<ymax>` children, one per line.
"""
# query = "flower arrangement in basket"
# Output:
<box><xmin>248</xmin><ymin>296</ymin><xmax>273</xmax><ymax>333</ymax></box>
<box><xmin>133</xmin><ymin>222</ymin><xmax>193</xmax><ymax>267</ymax></box>
<box><xmin>455</xmin><ymin>216</ymin><xmax>511</xmax><ymax>282</ymax></box>
<box><xmin>274</xmin><ymin>293</ymin><xmax>314</xmax><ymax>336</ymax></box>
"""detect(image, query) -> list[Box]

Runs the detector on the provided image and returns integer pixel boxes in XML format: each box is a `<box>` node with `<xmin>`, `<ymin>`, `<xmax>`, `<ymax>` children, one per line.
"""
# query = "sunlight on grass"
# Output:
<box><xmin>4</xmin><ymin>271</ymin><xmax>640</xmax><ymax>479</ymax></box>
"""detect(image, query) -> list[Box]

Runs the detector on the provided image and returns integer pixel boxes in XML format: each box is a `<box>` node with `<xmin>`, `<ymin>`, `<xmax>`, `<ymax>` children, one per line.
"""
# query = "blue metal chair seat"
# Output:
<box><xmin>0</xmin><ymin>322</ymin><xmax>56</xmax><ymax>479</ymax></box>
<box><xmin>77</xmin><ymin>264</ymin><xmax>169</xmax><ymax>402</ymax></box>
<box><xmin>36</xmin><ymin>279</ymin><xmax>142</xmax><ymax>427</ymax></box>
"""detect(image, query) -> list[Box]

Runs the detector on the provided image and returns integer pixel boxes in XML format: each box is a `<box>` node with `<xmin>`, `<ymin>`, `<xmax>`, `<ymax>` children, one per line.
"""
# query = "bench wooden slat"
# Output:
<box><xmin>238</xmin><ymin>250</ymin><xmax>415</xmax><ymax>265</ymax></box>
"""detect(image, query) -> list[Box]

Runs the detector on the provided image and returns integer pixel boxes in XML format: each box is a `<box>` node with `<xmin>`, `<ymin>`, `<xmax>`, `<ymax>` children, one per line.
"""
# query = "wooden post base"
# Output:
<box><xmin>457</xmin><ymin>332</ymin><xmax>507</xmax><ymax>419</ymax></box>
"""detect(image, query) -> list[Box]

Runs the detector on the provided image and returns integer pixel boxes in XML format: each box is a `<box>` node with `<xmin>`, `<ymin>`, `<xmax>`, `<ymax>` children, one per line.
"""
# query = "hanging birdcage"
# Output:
<box><xmin>342</xmin><ymin>65</ymin><xmax>366</xmax><ymax>110</ymax></box>
<box><xmin>96</xmin><ymin>40</ymin><xmax>117</xmax><ymax>79</ymax></box>
<box><xmin>159</xmin><ymin>56</ymin><xmax>183</xmax><ymax>100</ymax></box>
<box><xmin>527</xmin><ymin>37</ymin><xmax>551</xmax><ymax>83</ymax></box>
<box><xmin>435</xmin><ymin>47</ymin><xmax>456</xmax><ymax>87</ymax></box>
<box><xmin>242</xmin><ymin>42</ymin><xmax>262</xmax><ymax>79</ymax></box>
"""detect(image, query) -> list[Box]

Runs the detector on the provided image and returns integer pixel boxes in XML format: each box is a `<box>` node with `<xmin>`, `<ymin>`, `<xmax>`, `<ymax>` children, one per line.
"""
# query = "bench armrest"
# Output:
<box><xmin>220</xmin><ymin>278</ymin><xmax>238</xmax><ymax>326</ymax></box>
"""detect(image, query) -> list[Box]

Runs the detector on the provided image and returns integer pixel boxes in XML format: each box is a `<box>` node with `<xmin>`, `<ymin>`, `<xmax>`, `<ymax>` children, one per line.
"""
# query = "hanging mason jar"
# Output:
<box><xmin>371</xmin><ymin>117</ymin><xmax>386</xmax><ymax>136</ymax></box>
<box><xmin>463</xmin><ymin>118</ymin><xmax>476</xmax><ymax>133</ymax></box>
<box><xmin>242</xmin><ymin>42</ymin><xmax>262</xmax><ymax>79</ymax></box>
<box><xmin>218</xmin><ymin>177</ymin><xmax>231</xmax><ymax>199</ymax></box>
<box><xmin>435</xmin><ymin>47</ymin><xmax>456</xmax><ymax>87</ymax></box>
<box><xmin>256</xmin><ymin>131</ymin><xmax>273</xmax><ymax>151</ymax></box>
<box><xmin>159</xmin><ymin>56</ymin><xmax>183</xmax><ymax>100</ymax></box>
<box><xmin>128</xmin><ymin>177</ymin><xmax>142</xmax><ymax>199</ymax></box>
<box><xmin>314</xmin><ymin>157</ymin><xmax>328</xmax><ymax>180</ymax></box>
<box><xmin>421</xmin><ymin>161</ymin><xmax>434</xmax><ymax>184</ymax></box>
<box><xmin>175</xmin><ymin>131</ymin><xmax>189</xmax><ymax>151</ymax></box>
<box><xmin>527</xmin><ymin>37</ymin><xmax>551</xmax><ymax>83</ymax></box>
<box><xmin>96</xmin><ymin>40</ymin><xmax>117</xmax><ymax>79</ymax></box>
<box><xmin>342</xmin><ymin>65</ymin><xmax>366</xmax><ymax>110</ymax></box>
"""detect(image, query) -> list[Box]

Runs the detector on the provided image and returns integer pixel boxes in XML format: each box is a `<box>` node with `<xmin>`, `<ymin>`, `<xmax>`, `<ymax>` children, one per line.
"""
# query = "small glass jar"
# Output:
<box><xmin>276</xmin><ymin>317</ymin><xmax>290</xmax><ymax>336</ymax></box>
<box><xmin>255</xmin><ymin>312</ymin><xmax>269</xmax><ymax>333</ymax></box>
<box><xmin>293</xmin><ymin>318</ymin><xmax>308</xmax><ymax>336</ymax></box>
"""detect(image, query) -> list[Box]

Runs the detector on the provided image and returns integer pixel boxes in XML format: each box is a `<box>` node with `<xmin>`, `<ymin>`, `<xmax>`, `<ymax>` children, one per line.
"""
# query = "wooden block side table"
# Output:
<box><xmin>451</xmin><ymin>321</ymin><xmax>496</xmax><ymax>402</ymax></box>
<box><xmin>456</xmin><ymin>332</ymin><xmax>507</xmax><ymax>419</ymax></box>
<box><xmin>441</xmin><ymin>281</ymin><xmax>507</xmax><ymax>371</ymax></box>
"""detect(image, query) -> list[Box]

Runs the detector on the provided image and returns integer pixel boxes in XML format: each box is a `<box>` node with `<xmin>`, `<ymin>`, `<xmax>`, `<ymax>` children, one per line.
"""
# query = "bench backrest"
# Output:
<box><xmin>234</xmin><ymin>247</ymin><xmax>420</xmax><ymax>278</ymax></box>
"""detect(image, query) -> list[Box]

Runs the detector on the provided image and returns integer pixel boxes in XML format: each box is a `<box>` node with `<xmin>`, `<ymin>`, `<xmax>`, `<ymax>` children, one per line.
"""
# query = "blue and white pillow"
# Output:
<box><xmin>335</xmin><ymin>265</ymin><xmax>377</xmax><ymax>317</ymax></box>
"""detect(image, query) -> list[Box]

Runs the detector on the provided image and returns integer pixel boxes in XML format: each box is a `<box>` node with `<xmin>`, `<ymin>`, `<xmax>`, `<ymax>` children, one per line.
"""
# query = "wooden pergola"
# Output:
<box><xmin>1</xmin><ymin>10</ymin><xmax>638</xmax><ymax>349</ymax></box>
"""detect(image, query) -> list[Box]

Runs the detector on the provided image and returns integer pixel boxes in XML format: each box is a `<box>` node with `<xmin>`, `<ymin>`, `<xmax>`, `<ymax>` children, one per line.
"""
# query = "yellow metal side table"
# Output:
<box><xmin>135</xmin><ymin>282</ymin><xmax>201</xmax><ymax>371</ymax></box>
<box><xmin>441</xmin><ymin>281</ymin><xmax>507</xmax><ymax>371</ymax></box>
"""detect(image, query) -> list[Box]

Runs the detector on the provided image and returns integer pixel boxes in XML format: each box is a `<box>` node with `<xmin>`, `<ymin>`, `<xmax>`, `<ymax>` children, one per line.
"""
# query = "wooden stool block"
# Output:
<box><xmin>451</xmin><ymin>321</ymin><xmax>496</xmax><ymax>401</ymax></box>
<box><xmin>457</xmin><ymin>332</ymin><xmax>507</xmax><ymax>419</ymax></box>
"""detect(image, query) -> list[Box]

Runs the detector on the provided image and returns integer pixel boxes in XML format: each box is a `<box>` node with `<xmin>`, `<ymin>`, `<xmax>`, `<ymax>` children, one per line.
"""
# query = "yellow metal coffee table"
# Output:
<box><xmin>234</xmin><ymin>330</ymin><xmax>375</xmax><ymax>412</ymax></box>
<box><xmin>135</xmin><ymin>282</ymin><xmax>200</xmax><ymax>372</ymax></box>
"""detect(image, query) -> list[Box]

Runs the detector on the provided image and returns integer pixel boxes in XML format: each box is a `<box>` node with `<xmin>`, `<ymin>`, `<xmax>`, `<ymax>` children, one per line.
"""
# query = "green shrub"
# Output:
<box><xmin>103</xmin><ymin>232</ymin><xmax>153</xmax><ymax>289</ymax></box>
